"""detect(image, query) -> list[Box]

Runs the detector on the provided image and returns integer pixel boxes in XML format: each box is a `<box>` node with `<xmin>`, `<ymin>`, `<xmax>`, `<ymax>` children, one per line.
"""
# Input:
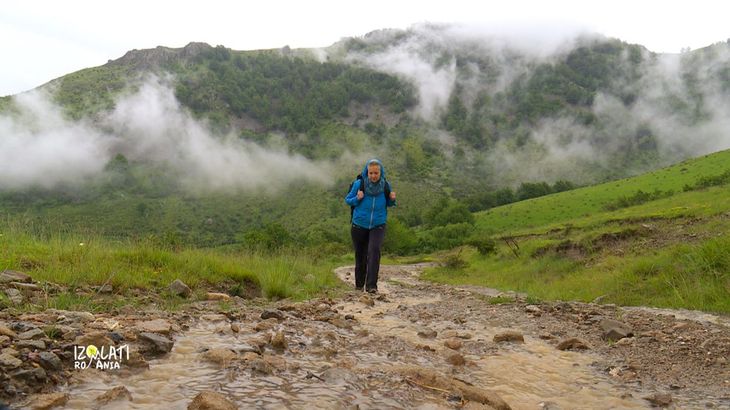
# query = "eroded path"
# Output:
<box><xmin>9</xmin><ymin>264</ymin><xmax>730</xmax><ymax>409</ymax></box>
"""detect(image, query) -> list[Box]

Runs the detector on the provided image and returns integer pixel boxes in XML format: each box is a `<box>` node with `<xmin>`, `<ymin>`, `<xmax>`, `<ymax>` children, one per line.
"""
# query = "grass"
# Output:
<box><xmin>425</xmin><ymin>232</ymin><xmax>730</xmax><ymax>313</ymax></box>
<box><xmin>0</xmin><ymin>221</ymin><xmax>344</xmax><ymax>312</ymax></box>
<box><xmin>474</xmin><ymin>149</ymin><xmax>730</xmax><ymax>235</ymax></box>
<box><xmin>425</xmin><ymin>206</ymin><xmax>730</xmax><ymax>313</ymax></box>
<box><xmin>425</xmin><ymin>149</ymin><xmax>730</xmax><ymax>314</ymax></box>
<box><xmin>0</xmin><ymin>291</ymin><xmax>10</xmax><ymax>309</ymax></box>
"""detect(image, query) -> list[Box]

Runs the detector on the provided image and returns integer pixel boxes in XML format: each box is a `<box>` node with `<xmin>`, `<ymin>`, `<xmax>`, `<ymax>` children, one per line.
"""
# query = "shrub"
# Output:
<box><xmin>604</xmin><ymin>189</ymin><xmax>673</xmax><ymax>211</ymax></box>
<box><xmin>383</xmin><ymin>218</ymin><xmax>419</xmax><ymax>255</ymax></box>
<box><xmin>242</xmin><ymin>223</ymin><xmax>291</xmax><ymax>251</ymax></box>
<box><xmin>419</xmin><ymin>222</ymin><xmax>475</xmax><ymax>252</ymax></box>
<box><xmin>442</xmin><ymin>250</ymin><xmax>468</xmax><ymax>269</ymax></box>
<box><xmin>426</xmin><ymin>198</ymin><xmax>474</xmax><ymax>227</ymax></box>
<box><xmin>467</xmin><ymin>236</ymin><xmax>497</xmax><ymax>255</ymax></box>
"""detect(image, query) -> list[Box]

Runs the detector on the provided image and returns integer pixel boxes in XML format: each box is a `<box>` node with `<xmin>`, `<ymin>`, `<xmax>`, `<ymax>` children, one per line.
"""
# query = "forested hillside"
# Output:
<box><xmin>1</xmin><ymin>25</ymin><xmax>730</xmax><ymax>253</ymax></box>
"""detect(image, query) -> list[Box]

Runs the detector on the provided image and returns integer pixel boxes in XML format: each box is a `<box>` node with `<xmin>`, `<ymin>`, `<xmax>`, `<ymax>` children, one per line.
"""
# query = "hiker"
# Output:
<box><xmin>345</xmin><ymin>158</ymin><xmax>396</xmax><ymax>293</ymax></box>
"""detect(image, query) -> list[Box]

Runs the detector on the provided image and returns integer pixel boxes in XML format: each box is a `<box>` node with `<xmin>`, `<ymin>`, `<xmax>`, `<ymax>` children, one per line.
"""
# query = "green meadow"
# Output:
<box><xmin>0</xmin><ymin>220</ymin><xmax>344</xmax><ymax>312</ymax></box>
<box><xmin>425</xmin><ymin>149</ymin><xmax>730</xmax><ymax>313</ymax></box>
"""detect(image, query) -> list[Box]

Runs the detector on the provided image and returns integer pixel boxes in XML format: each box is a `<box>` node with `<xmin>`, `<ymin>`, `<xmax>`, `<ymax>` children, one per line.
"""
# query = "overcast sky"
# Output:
<box><xmin>2</xmin><ymin>0</ymin><xmax>729</xmax><ymax>96</ymax></box>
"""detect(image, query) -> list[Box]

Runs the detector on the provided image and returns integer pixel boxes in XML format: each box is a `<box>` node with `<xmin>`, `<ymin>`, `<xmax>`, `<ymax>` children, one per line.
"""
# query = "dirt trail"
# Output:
<box><xmin>333</xmin><ymin>263</ymin><xmax>730</xmax><ymax>409</ymax></box>
<box><xmin>4</xmin><ymin>264</ymin><xmax>730</xmax><ymax>409</ymax></box>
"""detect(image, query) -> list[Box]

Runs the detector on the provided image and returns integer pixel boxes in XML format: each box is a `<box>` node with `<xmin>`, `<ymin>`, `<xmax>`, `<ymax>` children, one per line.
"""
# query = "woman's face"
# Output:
<box><xmin>367</xmin><ymin>164</ymin><xmax>381</xmax><ymax>183</ymax></box>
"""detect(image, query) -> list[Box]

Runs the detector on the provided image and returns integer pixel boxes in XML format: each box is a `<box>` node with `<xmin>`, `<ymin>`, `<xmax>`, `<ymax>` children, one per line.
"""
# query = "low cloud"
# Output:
<box><xmin>487</xmin><ymin>117</ymin><xmax>605</xmax><ymax>186</ymax></box>
<box><xmin>343</xmin><ymin>23</ymin><xmax>589</xmax><ymax>122</ymax></box>
<box><xmin>481</xmin><ymin>42</ymin><xmax>730</xmax><ymax>186</ymax></box>
<box><xmin>630</xmin><ymin>52</ymin><xmax>730</xmax><ymax>158</ymax></box>
<box><xmin>0</xmin><ymin>92</ymin><xmax>110</xmax><ymax>189</ymax></box>
<box><xmin>0</xmin><ymin>77</ymin><xmax>332</xmax><ymax>193</ymax></box>
<box><xmin>364</xmin><ymin>43</ymin><xmax>456</xmax><ymax>121</ymax></box>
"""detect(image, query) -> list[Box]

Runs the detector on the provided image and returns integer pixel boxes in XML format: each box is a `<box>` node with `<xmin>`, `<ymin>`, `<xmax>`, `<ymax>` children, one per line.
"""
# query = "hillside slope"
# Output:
<box><xmin>425</xmin><ymin>149</ymin><xmax>730</xmax><ymax>313</ymax></box>
<box><xmin>1</xmin><ymin>26</ymin><xmax>730</xmax><ymax>255</ymax></box>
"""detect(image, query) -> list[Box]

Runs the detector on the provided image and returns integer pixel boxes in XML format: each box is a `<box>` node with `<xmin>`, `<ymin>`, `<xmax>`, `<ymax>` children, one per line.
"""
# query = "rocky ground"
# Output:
<box><xmin>1</xmin><ymin>266</ymin><xmax>729</xmax><ymax>409</ymax></box>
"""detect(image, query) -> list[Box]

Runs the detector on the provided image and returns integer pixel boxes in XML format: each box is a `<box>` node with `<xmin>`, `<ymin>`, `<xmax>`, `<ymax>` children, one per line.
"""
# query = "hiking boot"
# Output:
<box><xmin>366</xmin><ymin>288</ymin><xmax>378</xmax><ymax>294</ymax></box>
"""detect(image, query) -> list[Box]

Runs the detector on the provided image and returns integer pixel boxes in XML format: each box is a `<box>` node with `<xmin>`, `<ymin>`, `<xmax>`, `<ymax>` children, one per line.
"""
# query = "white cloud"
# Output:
<box><xmin>0</xmin><ymin>77</ymin><xmax>333</xmax><ymax>193</ymax></box>
<box><xmin>0</xmin><ymin>91</ymin><xmax>110</xmax><ymax>189</ymax></box>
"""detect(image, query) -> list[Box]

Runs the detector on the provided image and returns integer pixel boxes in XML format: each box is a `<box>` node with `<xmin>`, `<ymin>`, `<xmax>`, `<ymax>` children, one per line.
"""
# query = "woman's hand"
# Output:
<box><xmin>357</xmin><ymin>191</ymin><xmax>364</xmax><ymax>200</ymax></box>
<box><xmin>389</xmin><ymin>191</ymin><xmax>396</xmax><ymax>200</ymax></box>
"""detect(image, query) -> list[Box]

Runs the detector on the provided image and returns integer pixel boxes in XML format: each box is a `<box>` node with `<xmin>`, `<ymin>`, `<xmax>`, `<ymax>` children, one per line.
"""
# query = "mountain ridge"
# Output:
<box><xmin>2</xmin><ymin>26</ymin><xmax>730</xmax><ymax>252</ymax></box>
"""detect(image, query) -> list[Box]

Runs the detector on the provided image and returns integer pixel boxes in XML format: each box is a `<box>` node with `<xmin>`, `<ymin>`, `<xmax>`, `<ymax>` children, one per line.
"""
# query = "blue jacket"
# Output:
<box><xmin>345</xmin><ymin>159</ymin><xmax>396</xmax><ymax>229</ymax></box>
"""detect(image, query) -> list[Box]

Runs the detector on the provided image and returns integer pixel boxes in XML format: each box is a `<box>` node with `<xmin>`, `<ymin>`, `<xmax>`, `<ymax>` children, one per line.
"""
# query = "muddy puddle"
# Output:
<box><xmin>63</xmin><ymin>317</ymin><xmax>411</xmax><ymax>409</ymax></box>
<box><xmin>56</xmin><ymin>264</ymin><xmax>725</xmax><ymax>409</ymax></box>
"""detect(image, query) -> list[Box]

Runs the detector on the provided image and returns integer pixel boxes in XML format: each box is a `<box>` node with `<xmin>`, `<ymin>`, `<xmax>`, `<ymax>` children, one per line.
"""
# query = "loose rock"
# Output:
<box><xmin>249</xmin><ymin>358</ymin><xmax>273</xmax><ymax>375</ymax></box>
<box><xmin>17</xmin><ymin>340</ymin><xmax>46</xmax><ymax>350</ymax></box>
<box><xmin>0</xmin><ymin>325</ymin><xmax>17</xmax><ymax>338</ymax></box>
<box><xmin>27</xmin><ymin>392</ymin><xmax>69</xmax><ymax>410</ymax></box>
<box><xmin>261</xmin><ymin>309</ymin><xmax>285</xmax><ymax>320</ymax></box>
<box><xmin>0</xmin><ymin>270</ymin><xmax>32</xmax><ymax>284</ymax></box>
<box><xmin>0</xmin><ymin>352</ymin><xmax>23</xmax><ymax>369</ymax></box>
<box><xmin>206</xmin><ymin>292</ymin><xmax>230</xmax><ymax>301</ymax></box>
<box><xmin>417</xmin><ymin>327</ymin><xmax>438</xmax><ymax>339</ymax></box>
<box><xmin>169</xmin><ymin>279</ymin><xmax>192</xmax><ymax>298</ymax></box>
<box><xmin>50</xmin><ymin>309</ymin><xmax>95</xmax><ymax>322</ymax></box>
<box><xmin>138</xmin><ymin>332</ymin><xmax>174</xmax><ymax>354</ymax></box>
<box><xmin>17</xmin><ymin>328</ymin><xmax>45</xmax><ymax>340</ymax></box>
<box><xmin>271</xmin><ymin>331</ymin><xmax>288</xmax><ymax>350</ymax></box>
<box><xmin>38</xmin><ymin>352</ymin><xmax>62</xmax><ymax>371</ymax></box>
<box><xmin>254</xmin><ymin>320</ymin><xmax>277</xmax><ymax>332</ymax></box>
<box><xmin>95</xmin><ymin>386</ymin><xmax>133</xmax><ymax>405</ymax></box>
<box><xmin>493</xmin><ymin>331</ymin><xmax>524</xmax><ymax>343</ymax></box>
<box><xmin>137</xmin><ymin>319</ymin><xmax>173</xmax><ymax>335</ymax></box>
<box><xmin>556</xmin><ymin>338</ymin><xmax>590</xmax><ymax>351</ymax></box>
<box><xmin>444</xmin><ymin>338</ymin><xmax>463</xmax><ymax>350</ymax></box>
<box><xmin>12</xmin><ymin>368</ymin><xmax>47</xmax><ymax>383</ymax></box>
<box><xmin>188</xmin><ymin>391</ymin><xmax>237</xmax><ymax>410</ymax></box>
<box><xmin>359</xmin><ymin>295</ymin><xmax>374</xmax><ymax>307</ymax></box>
<box><xmin>74</xmin><ymin>332</ymin><xmax>113</xmax><ymax>349</ymax></box>
<box><xmin>644</xmin><ymin>393</ymin><xmax>673</xmax><ymax>407</ymax></box>
<box><xmin>9</xmin><ymin>282</ymin><xmax>41</xmax><ymax>292</ymax></box>
<box><xmin>5</xmin><ymin>288</ymin><xmax>24</xmax><ymax>304</ymax></box>
<box><xmin>600</xmin><ymin>318</ymin><xmax>633</xmax><ymax>341</ymax></box>
<box><xmin>204</xmin><ymin>348</ymin><xmax>237</xmax><ymax>366</ymax></box>
<box><xmin>525</xmin><ymin>305</ymin><xmax>543</xmax><ymax>315</ymax></box>
<box><xmin>446</xmin><ymin>353</ymin><xmax>466</xmax><ymax>366</ymax></box>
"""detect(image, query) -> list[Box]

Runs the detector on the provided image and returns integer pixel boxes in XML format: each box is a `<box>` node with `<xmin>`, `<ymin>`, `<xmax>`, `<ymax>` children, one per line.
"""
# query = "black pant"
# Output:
<box><xmin>351</xmin><ymin>224</ymin><xmax>386</xmax><ymax>291</ymax></box>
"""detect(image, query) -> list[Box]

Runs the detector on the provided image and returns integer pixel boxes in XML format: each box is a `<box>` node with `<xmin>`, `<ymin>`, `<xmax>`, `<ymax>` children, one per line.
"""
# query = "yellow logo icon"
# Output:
<box><xmin>86</xmin><ymin>345</ymin><xmax>99</xmax><ymax>358</ymax></box>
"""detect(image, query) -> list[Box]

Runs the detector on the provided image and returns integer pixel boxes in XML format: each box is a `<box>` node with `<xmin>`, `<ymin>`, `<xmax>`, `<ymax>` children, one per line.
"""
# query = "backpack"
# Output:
<box><xmin>349</xmin><ymin>175</ymin><xmax>391</xmax><ymax>222</ymax></box>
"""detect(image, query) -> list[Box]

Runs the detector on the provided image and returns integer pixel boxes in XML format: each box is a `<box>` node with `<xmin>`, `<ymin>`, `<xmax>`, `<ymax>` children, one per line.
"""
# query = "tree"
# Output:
<box><xmin>426</xmin><ymin>198</ymin><xmax>475</xmax><ymax>227</ymax></box>
<box><xmin>517</xmin><ymin>182</ymin><xmax>552</xmax><ymax>201</ymax></box>
<box><xmin>242</xmin><ymin>223</ymin><xmax>292</xmax><ymax>251</ymax></box>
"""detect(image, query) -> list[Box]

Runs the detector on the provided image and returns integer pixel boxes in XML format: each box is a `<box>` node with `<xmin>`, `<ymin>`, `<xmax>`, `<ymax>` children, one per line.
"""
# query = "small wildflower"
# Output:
<box><xmin>79</xmin><ymin>243</ymin><xmax>85</xmax><ymax>246</ymax></box>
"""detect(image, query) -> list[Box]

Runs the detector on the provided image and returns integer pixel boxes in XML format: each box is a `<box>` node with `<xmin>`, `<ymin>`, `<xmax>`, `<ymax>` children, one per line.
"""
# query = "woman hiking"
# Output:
<box><xmin>345</xmin><ymin>159</ymin><xmax>396</xmax><ymax>293</ymax></box>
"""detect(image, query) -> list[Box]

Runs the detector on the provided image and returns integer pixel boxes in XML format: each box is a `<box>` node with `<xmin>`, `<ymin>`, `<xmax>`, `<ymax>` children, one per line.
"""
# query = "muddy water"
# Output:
<box><xmin>63</xmin><ymin>316</ymin><xmax>412</xmax><ymax>409</ymax></box>
<box><xmin>336</xmin><ymin>266</ymin><xmax>648</xmax><ymax>409</ymax></box>
<box><xmin>624</xmin><ymin>305</ymin><xmax>730</xmax><ymax>328</ymax></box>
<box><xmin>62</xmin><ymin>264</ymin><xmax>655</xmax><ymax>409</ymax></box>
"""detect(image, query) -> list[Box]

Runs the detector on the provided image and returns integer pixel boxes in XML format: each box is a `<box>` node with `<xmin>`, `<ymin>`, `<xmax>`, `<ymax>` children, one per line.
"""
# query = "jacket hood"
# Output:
<box><xmin>361</xmin><ymin>158</ymin><xmax>385</xmax><ymax>180</ymax></box>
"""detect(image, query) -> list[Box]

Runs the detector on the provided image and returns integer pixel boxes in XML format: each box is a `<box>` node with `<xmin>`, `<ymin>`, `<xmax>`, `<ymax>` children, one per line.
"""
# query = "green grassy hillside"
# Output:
<box><xmin>425</xmin><ymin>149</ymin><xmax>730</xmax><ymax>313</ymax></box>
<box><xmin>474</xmin><ymin>150</ymin><xmax>730</xmax><ymax>234</ymax></box>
